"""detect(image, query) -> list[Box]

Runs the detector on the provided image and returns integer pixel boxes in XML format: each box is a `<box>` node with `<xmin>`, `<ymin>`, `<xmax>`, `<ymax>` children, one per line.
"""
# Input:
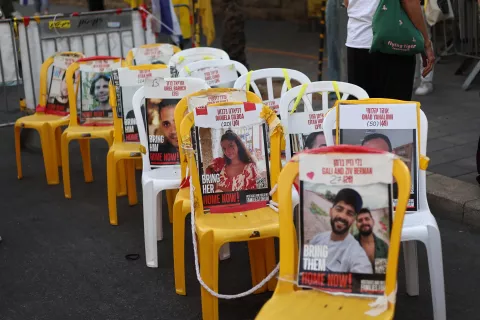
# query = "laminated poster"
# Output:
<box><xmin>111</xmin><ymin>67</ymin><xmax>170</xmax><ymax>142</ymax></box>
<box><xmin>46</xmin><ymin>52</ymin><xmax>83</xmax><ymax>115</ymax></box>
<box><xmin>298</xmin><ymin>152</ymin><xmax>393</xmax><ymax>296</ymax></box>
<box><xmin>143</xmin><ymin>77</ymin><xmax>208</xmax><ymax>167</ymax></box>
<box><xmin>193</xmin><ymin>102</ymin><xmax>271</xmax><ymax>211</ymax></box>
<box><xmin>78</xmin><ymin>59</ymin><xmax>122</xmax><ymax>125</ymax></box>
<box><xmin>337</xmin><ymin>103</ymin><xmax>419</xmax><ymax>211</ymax></box>
<box><xmin>134</xmin><ymin>44</ymin><xmax>175</xmax><ymax>66</ymax></box>
<box><xmin>288</xmin><ymin>110</ymin><xmax>326</xmax><ymax>157</ymax></box>
<box><xmin>188</xmin><ymin>64</ymin><xmax>238</xmax><ymax>87</ymax></box>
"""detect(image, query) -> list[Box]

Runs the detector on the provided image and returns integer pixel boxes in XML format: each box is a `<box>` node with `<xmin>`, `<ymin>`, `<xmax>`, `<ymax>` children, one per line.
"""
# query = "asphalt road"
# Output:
<box><xmin>0</xmin><ymin>126</ymin><xmax>478</xmax><ymax>320</ymax></box>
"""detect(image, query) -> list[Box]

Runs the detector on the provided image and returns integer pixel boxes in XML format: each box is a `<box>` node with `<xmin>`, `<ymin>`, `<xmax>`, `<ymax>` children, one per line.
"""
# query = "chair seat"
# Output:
<box><xmin>196</xmin><ymin>206</ymin><xmax>279</xmax><ymax>241</ymax></box>
<box><xmin>110</xmin><ymin>142</ymin><xmax>142</xmax><ymax>158</ymax></box>
<box><xmin>256</xmin><ymin>290</ymin><xmax>393</xmax><ymax>320</ymax></box>
<box><xmin>16</xmin><ymin>113</ymin><xmax>69</xmax><ymax>127</ymax></box>
<box><xmin>401</xmin><ymin>209</ymin><xmax>438</xmax><ymax>242</ymax></box>
<box><xmin>63</xmin><ymin>125</ymin><xmax>114</xmax><ymax>140</ymax></box>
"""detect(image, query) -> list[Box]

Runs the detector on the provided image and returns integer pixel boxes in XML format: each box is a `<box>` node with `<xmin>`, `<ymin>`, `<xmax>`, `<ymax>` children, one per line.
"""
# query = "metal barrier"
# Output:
<box><xmin>0</xmin><ymin>19</ymin><xmax>23</xmax><ymax>127</ymax></box>
<box><xmin>16</xmin><ymin>8</ymin><xmax>156</xmax><ymax>111</ymax></box>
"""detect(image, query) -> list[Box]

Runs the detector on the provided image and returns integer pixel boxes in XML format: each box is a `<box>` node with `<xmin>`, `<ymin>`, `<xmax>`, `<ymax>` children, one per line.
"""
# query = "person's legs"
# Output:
<box><xmin>326</xmin><ymin>0</ymin><xmax>340</xmax><ymax>81</ymax></box>
<box><xmin>34</xmin><ymin>0</ymin><xmax>41</xmax><ymax>14</ymax></box>
<box><xmin>415</xmin><ymin>8</ymin><xmax>434</xmax><ymax>95</ymax></box>
<box><xmin>347</xmin><ymin>47</ymin><xmax>378</xmax><ymax>98</ymax></box>
<box><xmin>373</xmin><ymin>52</ymin><xmax>416</xmax><ymax>101</ymax></box>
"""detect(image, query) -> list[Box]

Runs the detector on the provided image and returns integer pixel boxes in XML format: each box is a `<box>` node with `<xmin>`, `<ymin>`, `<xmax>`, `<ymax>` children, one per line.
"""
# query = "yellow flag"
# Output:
<box><xmin>198</xmin><ymin>0</ymin><xmax>215</xmax><ymax>45</ymax></box>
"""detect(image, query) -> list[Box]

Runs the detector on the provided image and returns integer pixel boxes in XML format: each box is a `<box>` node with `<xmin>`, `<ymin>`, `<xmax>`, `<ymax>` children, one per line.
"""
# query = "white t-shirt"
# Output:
<box><xmin>345</xmin><ymin>0</ymin><xmax>381</xmax><ymax>49</ymax></box>
<box><xmin>309</xmin><ymin>231</ymin><xmax>373</xmax><ymax>274</ymax></box>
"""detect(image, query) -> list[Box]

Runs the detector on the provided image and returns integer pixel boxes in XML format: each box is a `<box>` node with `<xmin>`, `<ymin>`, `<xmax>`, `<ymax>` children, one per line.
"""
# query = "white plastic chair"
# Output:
<box><xmin>132</xmin><ymin>78</ymin><xmax>210</xmax><ymax>268</ymax></box>
<box><xmin>279</xmin><ymin>81</ymin><xmax>369</xmax><ymax>163</ymax></box>
<box><xmin>234</xmin><ymin>68</ymin><xmax>312</xmax><ymax>103</ymax></box>
<box><xmin>168</xmin><ymin>47</ymin><xmax>230</xmax><ymax>77</ymax></box>
<box><xmin>178</xmin><ymin>59</ymin><xmax>248</xmax><ymax>88</ymax></box>
<box><xmin>323</xmin><ymin>108</ymin><xmax>446</xmax><ymax>320</ymax></box>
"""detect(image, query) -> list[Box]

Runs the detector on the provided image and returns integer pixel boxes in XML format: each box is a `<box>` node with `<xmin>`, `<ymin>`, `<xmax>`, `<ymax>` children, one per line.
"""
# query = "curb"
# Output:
<box><xmin>426</xmin><ymin>171</ymin><xmax>480</xmax><ymax>227</ymax></box>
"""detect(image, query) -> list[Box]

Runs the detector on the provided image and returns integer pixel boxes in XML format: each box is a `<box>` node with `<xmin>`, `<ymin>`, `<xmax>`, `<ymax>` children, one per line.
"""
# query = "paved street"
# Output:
<box><xmin>0</xmin><ymin>126</ymin><xmax>479</xmax><ymax>319</ymax></box>
<box><xmin>0</xmin><ymin>3</ymin><xmax>479</xmax><ymax>319</ymax></box>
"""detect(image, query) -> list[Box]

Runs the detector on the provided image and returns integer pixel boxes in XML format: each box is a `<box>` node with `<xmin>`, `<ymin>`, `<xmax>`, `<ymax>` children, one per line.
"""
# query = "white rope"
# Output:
<box><xmin>189</xmin><ymin>176</ymin><xmax>280</xmax><ymax>299</ymax></box>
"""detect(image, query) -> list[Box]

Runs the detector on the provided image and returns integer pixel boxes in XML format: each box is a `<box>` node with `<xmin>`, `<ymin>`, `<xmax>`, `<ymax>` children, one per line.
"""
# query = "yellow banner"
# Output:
<box><xmin>48</xmin><ymin>20</ymin><xmax>71</xmax><ymax>29</ymax></box>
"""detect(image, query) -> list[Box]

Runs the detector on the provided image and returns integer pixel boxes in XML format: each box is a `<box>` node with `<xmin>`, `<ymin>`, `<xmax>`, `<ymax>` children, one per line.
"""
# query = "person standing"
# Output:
<box><xmin>414</xmin><ymin>0</ymin><xmax>434</xmax><ymax>95</ymax></box>
<box><xmin>326</xmin><ymin>0</ymin><xmax>340</xmax><ymax>81</ymax></box>
<box><xmin>34</xmin><ymin>0</ymin><xmax>49</xmax><ymax>15</ymax></box>
<box><xmin>344</xmin><ymin>0</ymin><xmax>435</xmax><ymax>101</ymax></box>
<box><xmin>88</xmin><ymin>0</ymin><xmax>105</xmax><ymax>11</ymax></box>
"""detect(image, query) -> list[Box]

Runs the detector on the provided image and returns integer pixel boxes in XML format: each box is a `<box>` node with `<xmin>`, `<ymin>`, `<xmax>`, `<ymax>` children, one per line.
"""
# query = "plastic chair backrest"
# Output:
<box><xmin>66</xmin><ymin>56</ymin><xmax>125</xmax><ymax>127</ymax></box>
<box><xmin>323</xmin><ymin>100</ymin><xmax>429</xmax><ymax>212</ymax></box>
<box><xmin>126</xmin><ymin>43</ymin><xmax>182</xmax><ymax>66</ymax></box>
<box><xmin>180</xmin><ymin>102</ymin><xmax>283</xmax><ymax>213</ymax></box>
<box><xmin>174</xmin><ymin>89</ymin><xmax>263</xmax><ymax>181</ymax></box>
<box><xmin>132</xmin><ymin>78</ymin><xmax>210</xmax><ymax>172</ymax></box>
<box><xmin>234</xmin><ymin>68</ymin><xmax>312</xmax><ymax>114</ymax></box>
<box><xmin>178</xmin><ymin>59</ymin><xmax>248</xmax><ymax>88</ymax></box>
<box><xmin>279</xmin><ymin>81</ymin><xmax>369</xmax><ymax>162</ymax></box>
<box><xmin>109</xmin><ymin>64</ymin><xmax>171</xmax><ymax>144</ymax></box>
<box><xmin>275</xmin><ymin>145</ymin><xmax>411</xmax><ymax>303</ymax></box>
<box><xmin>39</xmin><ymin>52</ymin><xmax>85</xmax><ymax>116</ymax></box>
<box><xmin>168</xmin><ymin>47</ymin><xmax>230</xmax><ymax>77</ymax></box>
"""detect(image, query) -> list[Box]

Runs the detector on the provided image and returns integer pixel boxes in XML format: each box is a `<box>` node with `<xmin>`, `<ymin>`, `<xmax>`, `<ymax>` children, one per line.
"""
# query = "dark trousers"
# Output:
<box><xmin>347</xmin><ymin>47</ymin><xmax>416</xmax><ymax>101</ymax></box>
<box><xmin>88</xmin><ymin>0</ymin><xmax>105</xmax><ymax>11</ymax></box>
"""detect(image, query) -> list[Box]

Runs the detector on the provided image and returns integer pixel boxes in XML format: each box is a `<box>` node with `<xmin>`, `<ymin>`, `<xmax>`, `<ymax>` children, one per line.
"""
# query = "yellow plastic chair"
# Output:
<box><xmin>180</xmin><ymin>102</ymin><xmax>284</xmax><ymax>320</ymax></box>
<box><xmin>61</xmin><ymin>56</ymin><xmax>126</xmax><ymax>199</ymax></box>
<box><xmin>106</xmin><ymin>64</ymin><xmax>171</xmax><ymax>225</ymax></box>
<box><xmin>15</xmin><ymin>52</ymin><xmax>84</xmax><ymax>185</ymax></box>
<box><xmin>173</xmin><ymin>88</ymin><xmax>267</xmax><ymax>296</ymax></box>
<box><xmin>255</xmin><ymin>145</ymin><xmax>411</xmax><ymax>320</ymax></box>
<box><xmin>126</xmin><ymin>43</ymin><xmax>182</xmax><ymax>66</ymax></box>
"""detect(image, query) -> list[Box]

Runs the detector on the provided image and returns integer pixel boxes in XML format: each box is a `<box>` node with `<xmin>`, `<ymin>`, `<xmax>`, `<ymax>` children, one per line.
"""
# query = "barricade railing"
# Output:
<box><xmin>446</xmin><ymin>0</ymin><xmax>480</xmax><ymax>90</ymax></box>
<box><xmin>0</xmin><ymin>19</ymin><xmax>23</xmax><ymax>127</ymax></box>
<box><xmin>16</xmin><ymin>8</ymin><xmax>156</xmax><ymax>111</ymax></box>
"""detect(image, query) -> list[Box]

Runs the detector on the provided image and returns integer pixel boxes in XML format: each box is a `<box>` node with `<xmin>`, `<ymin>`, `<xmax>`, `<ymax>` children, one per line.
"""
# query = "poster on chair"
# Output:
<box><xmin>187</xmin><ymin>89</ymin><xmax>248</xmax><ymax>113</ymax></box>
<box><xmin>143</xmin><ymin>77</ymin><xmax>207</xmax><ymax>167</ymax></box>
<box><xmin>193</xmin><ymin>102</ymin><xmax>271</xmax><ymax>212</ymax></box>
<box><xmin>297</xmin><ymin>152</ymin><xmax>393</xmax><ymax>296</ymax></box>
<box><xmin>336</xmin><ymin>103</ymin><xmax>419</xmax><ymax>211</ymax></box>
<box><xmin>288</xmin><ymin>110</ymin><xmax>326</xmax><ymax>157</ymax></box>
<box><xmin>46</xmin><ymin>53</ymin><xmax>83</xmax><ymax>115</ymax></box>
<box><xmin>188</xmin><ymin>64</ymin><xmax>239</xmax><ymax>87</ymax></box>
<box><xmin>78</xmin><ymin>59</ymin><xmax>122</xmax><ymax>126</ymax></box>
<box><xmin>112</xmin><ymin>67</ymin><xmax>171</xmax><ymax>143</ymax></box>
<box><xmin>133</xmin><ymin>44</ymin><xmax>175</xmax><ymax>65</ymax></box>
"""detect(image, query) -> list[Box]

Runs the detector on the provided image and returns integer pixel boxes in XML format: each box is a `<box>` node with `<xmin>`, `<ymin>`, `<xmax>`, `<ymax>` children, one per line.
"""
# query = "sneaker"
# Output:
<box><xmin>415</xmin><ymin>82</ymin><xmax>433</xmax><ymax>95</ymax></box>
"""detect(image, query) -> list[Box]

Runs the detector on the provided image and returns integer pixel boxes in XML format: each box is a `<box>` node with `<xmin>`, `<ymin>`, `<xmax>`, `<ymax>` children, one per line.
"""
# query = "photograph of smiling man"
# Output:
<box><xmin>299</xmin><ymin>182</ymin><xmax>391</xmax><ymax>294</ymax></box>
<box><xmin>80</xmin><ymin>72</ymin><xmax>114</xmax><ymax>125</ymax></box>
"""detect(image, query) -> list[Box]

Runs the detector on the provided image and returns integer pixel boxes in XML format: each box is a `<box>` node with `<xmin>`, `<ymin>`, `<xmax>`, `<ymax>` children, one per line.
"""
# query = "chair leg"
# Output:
<box><xmin>248</xmin><ymin>240</ymin><xmax>268</xmax><ymax>294</ymax></box>
<box><xmin>425</xmin><ymin>226</ymin><xmax>447</xmax><ymax>320</ymax></box>
<box><xmin>264</xmin><ymin>238</ymin><xmax>278</xmax><ymax>291</ymax></box>
<box><xmin>166</xmin><ymin>189</ymin><xmax>174</xmax><ymax>224</ymax></box>
<box><xmin>55</xmin><ymin>126</ymin><xmax>62</xmax><ymax>167</ymax></box>
<box><xmin>107</xmin><ymin>150</ymin><xmax>118</xmax><ymax>226</ymax></box>
<box><xmin>173</xmin><ymin>199</ymin><xmax>187</xmax><ymax>295</ymax></box>
<box><xmin>39</xmin><ymin>125</ymin><xmax>59</xmax><ymax>185</ymax></box>
<box><xmin>126</xmin><ymin>159</ymin><xmax>138</xmax><ymax>206</ymax></box>
<box><xmin>403</xmin><ymin>241</ymin><xmax>419</xmax><ymax>296</ymax></box>
<box><xmin>135</xmin><ymin>158</ymin><xmax>142</xmax><ymax>170</ymax></box>
<box><xmin>79</xmin><ymin>139</ymin><xmax>93</xmax><ymax>183</ymax></box>
<box><xmin>116</xmin><ymin>159</ymin><xmax>127</xmax><ymax>197</ymax></box>
<box><xmin>143</xmin><ymin>182</ymin><xmax>159</xmax><ymax>268</ymax></box>
<box><xmin>14</xmin><ymin>125</ymin><xmax>23</xmax><ymax>180</ymax></box>
<box><xmin>61</xmin><ymin>133</ymin><xmax>72</xmax><ymax>198</ymax></box>
<box><xmin>199</xmin><ymin>231</ymin><xmax>218</xmax><ymax>320</ymax></box>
